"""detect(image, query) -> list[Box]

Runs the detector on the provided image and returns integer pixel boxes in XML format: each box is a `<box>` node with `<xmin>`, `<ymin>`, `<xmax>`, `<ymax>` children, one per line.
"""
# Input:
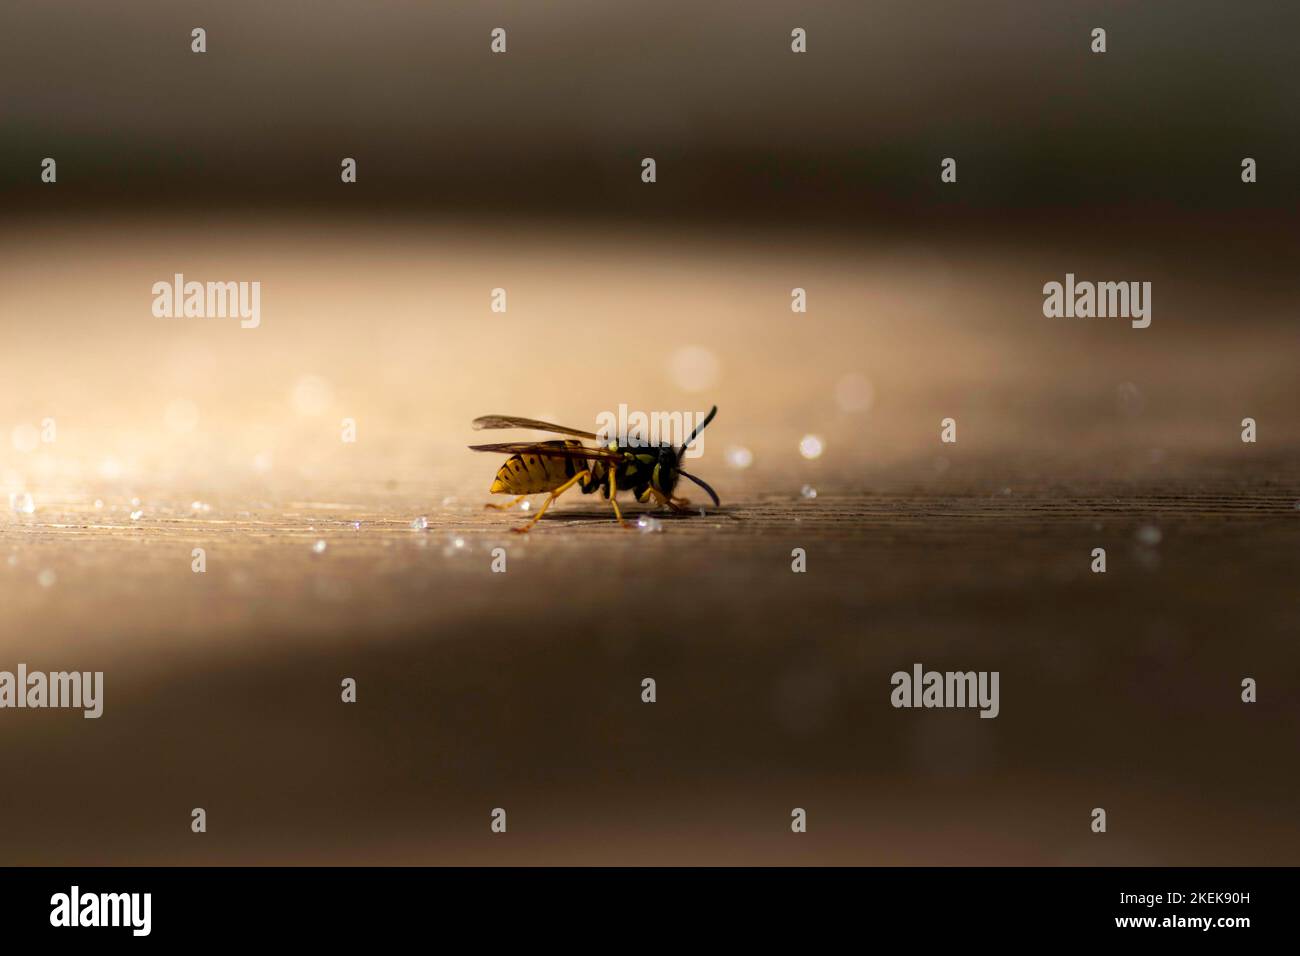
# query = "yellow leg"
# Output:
<box><xmin>512</xmin><ymin>471</ymin><xmax>588</xmax><ymax>533</ymax></box>
<box><xmin>607</xmin><ymin>467</ymin><xmax>630</xmax><ymax>528</ymax></box>
<box><xmin>484</xmin><ymin>494</ymin><xmax>528</xmax><ymax>511</ymax></box>
<box><xmin>649</xmin><ymin>488</ymin><xmax>691</xmax><ymax>513</ymax></box>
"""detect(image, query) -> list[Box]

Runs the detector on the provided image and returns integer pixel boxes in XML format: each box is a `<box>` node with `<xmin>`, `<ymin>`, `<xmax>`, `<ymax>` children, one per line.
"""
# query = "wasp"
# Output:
<box><xmin>469</xmin><ymin>406</ymin><xmax>721</xmax><ymax>532</ymax></box>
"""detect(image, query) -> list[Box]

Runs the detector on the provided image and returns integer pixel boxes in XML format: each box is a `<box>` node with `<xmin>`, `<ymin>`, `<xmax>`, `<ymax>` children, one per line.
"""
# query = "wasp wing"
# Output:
<box><xmin>467</xmin><ymin>441</ymin><xmax>627</xmax><ymax>462</ymax></box>
<box><xmin>471</xmin><ymin>415</ymin><xmax>598</xmax><ymax>439</ymax></box>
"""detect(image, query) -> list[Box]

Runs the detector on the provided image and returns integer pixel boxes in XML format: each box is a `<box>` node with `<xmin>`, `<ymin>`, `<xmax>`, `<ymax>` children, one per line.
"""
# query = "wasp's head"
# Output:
<box><xmin>656</xmin><ymin>406</ymin><xmax>721</xmax><ymax>508</ymax></box>
<box><xmin>650</xmin><ymin>443</ymin><xmax>684</xmax><ymax>497</ymax></box>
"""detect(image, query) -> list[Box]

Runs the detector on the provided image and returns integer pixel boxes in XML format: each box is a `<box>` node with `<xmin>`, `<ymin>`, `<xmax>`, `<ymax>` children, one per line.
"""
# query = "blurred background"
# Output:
<box><xmin>1</xmin><ymin>1</ymin><xmax>1297</xmax><ymax>864</ymax></box>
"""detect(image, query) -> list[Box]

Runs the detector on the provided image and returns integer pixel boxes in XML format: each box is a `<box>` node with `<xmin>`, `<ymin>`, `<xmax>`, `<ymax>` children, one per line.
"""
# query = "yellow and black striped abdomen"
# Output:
<box><xmin>490</xmin><ymin>440</ymin><xmax>586</xmax><ymax>495</ymax></box>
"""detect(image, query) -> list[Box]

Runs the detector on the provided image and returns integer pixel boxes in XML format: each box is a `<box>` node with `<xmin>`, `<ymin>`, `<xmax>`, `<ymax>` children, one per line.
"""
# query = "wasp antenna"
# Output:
<box><xmin>679</xmin><ymin>471</ymin><xmax>720</xmax><ymax>508</ymax></box>
<box><xmin>678</xmin><ymin>405</ymin><xmax>718</xmax><ymax>458</ymax></box>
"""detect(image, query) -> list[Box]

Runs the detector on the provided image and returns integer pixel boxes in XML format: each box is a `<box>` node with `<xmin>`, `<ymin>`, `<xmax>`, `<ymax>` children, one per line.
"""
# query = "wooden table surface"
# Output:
<box><xmin>1</xmin><ymin>219</ymin><xmax>1296</xmax><ymax>864</ymax></box>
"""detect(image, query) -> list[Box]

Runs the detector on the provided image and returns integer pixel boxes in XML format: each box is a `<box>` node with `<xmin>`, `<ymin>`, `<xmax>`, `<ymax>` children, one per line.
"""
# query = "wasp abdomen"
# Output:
<box><xmin>489</xmin><ymin>440</ymin><xmax>585</xmax><ymax>495</ymax></box>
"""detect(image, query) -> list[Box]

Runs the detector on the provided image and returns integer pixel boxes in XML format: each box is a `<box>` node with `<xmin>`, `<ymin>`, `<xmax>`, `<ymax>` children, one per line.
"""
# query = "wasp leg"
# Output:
<box><xmin>607</xmin><ymin>468</ymin><xmax>631</xmax><ymax>529</ymax></box>
<box><xmin>648</xmin><ymin>488</ymin><xmax>692</xmax><ymax>514</ymax></box>
<box><xmin>484</xmin><ymin>494</ymin><xmax>529</xmax><ymax>511</ymax></box>
<box><xmin>512</xmin><ymin>471</ymin><xmax>588</xmax><ymax>533</ymax></box>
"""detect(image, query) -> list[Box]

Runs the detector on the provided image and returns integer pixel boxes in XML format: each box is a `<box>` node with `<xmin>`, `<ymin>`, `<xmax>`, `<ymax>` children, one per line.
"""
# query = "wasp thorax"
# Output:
<box><xmin>594</xmin><ymin>405</ymin><xmax>715</xmax><ymax>460</ymax></box>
